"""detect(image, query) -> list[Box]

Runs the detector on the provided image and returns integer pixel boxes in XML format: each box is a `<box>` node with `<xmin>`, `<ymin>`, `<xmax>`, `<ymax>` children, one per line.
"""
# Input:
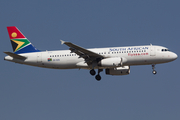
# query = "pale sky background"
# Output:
<box><xmin>0</xmin><ymin>0</ymin><xmax>180</xmax><ymax>120</ymax></box>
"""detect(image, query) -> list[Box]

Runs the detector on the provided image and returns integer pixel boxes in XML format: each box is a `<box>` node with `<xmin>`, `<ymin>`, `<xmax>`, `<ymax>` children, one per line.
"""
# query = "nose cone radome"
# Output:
<box><xmin>171</xmin><ymin>52</ymin><xmax>178</xmax><ymax>61</ymax></box>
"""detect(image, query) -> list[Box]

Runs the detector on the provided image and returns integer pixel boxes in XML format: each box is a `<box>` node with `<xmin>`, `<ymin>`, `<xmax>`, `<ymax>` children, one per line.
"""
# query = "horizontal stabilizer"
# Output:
<box><xmin>4</xmin><ymin>51</ymin><xmax>27</xmax><ymax>60</ymax></box>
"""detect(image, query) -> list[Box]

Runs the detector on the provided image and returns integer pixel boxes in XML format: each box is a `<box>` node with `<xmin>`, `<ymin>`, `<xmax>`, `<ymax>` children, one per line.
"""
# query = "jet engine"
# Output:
<box><xmin>105</xmin><ymin>66</ymin><xmax>130</xmax><ymax>75</ymax></box>
<box><xmin>98</xmin><ymin>57</ymin><xmax>121</xmax><ymax>67</ymax></box>
<box><xmin>98</xmin><ymin>57</ymin><xmax>127</xmax><ymax>67</ymax></box>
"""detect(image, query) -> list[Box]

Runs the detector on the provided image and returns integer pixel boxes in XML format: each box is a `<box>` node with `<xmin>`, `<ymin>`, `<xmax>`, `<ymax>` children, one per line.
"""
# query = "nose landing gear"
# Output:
<box><xmin>152</xmin><ymin>64</ymin><xmax>157</xmax><ymax>75</ymax></box>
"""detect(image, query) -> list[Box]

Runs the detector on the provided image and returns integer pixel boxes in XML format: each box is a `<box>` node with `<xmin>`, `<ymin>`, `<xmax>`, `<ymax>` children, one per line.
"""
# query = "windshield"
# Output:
<box><xmin>161</xmin><ymin>49</ymin><xmax>170</xmax><ymax>52</ymax></box>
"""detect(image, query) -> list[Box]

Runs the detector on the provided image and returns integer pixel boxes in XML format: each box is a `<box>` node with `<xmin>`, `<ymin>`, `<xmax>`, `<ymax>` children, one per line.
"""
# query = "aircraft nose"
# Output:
<box><xmin>171</xmin><ymin>52</ymin><xmax>178</xmax><ymax>60</ymax></box>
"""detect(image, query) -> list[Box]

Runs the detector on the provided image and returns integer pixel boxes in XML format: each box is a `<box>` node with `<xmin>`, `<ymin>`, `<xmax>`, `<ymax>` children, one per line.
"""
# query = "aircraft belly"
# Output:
<box><xmin>42</xmin><ymin>56</ymin><xmax>82</xmax><ymax>69</ymax></box>
<box><xmin>125</xmin><ymin>55</ymin><xmax>145</xmax><ymax>65</ymax></box>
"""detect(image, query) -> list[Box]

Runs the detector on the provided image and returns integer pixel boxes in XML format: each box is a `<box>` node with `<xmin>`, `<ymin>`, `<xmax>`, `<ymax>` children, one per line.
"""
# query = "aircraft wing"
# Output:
<box><xmin>60</xmin><ymin>40</ymin><xmax>104</xmax><ymax>63</ymax></box>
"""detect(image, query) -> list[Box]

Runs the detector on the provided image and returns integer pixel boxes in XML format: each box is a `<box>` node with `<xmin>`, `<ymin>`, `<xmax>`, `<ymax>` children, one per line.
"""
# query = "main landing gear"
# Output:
<box><xmin>90</xmin><ymin>69</ymin><xmax>103</xmax><ymax>81</ymax></box>
<box><xmin>152</xmin><ymin>64</ymin><xmax>157</xmax><ymax>75</ymax></box>
<box><xmin>90</xmin><ymin>69</ymin><xmax>96</xmax><ymax>76</ymax></box>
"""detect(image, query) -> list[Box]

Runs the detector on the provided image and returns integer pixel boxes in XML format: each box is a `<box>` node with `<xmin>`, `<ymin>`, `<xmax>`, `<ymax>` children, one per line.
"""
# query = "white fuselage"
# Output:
<box><xmin>4</xmin><ymin>45</ymin><xmax>177</xmax><ymax>69</ymax></box>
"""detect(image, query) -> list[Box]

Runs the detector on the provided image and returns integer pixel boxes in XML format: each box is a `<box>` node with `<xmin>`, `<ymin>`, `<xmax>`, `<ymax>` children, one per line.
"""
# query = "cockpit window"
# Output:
<box><xmin>161</xmin><ymin>49</ymin><xmax>170</xmax><ymax>52</ymax></box>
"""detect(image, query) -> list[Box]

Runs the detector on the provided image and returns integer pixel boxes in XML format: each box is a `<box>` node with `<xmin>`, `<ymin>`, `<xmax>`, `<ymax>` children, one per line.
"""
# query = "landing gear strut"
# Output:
<box><xmin>90</xmin><ymin>69</ymin><xmax>103</xmax><ymax>81</ymax></box>
<box><xmin>95</xmin><ymin>69</ymin><xmax>103</xmax><ymax>81</ymax></box>
<box><xmin>152</xmin><ymin>64</ymin><xmax>157</xmax><ymax>75</ymax></box>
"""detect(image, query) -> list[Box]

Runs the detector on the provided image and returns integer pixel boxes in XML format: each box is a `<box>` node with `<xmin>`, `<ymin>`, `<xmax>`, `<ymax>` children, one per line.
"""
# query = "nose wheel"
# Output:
<box><xmin>152</xmin><ymin>70</ymin><xmax>157</xmax><ymax>74</ymax></box>
<box><xmin>152</xmin><ymin>64</ymin><xmax>157</xmax><ymax>75</ymax></box>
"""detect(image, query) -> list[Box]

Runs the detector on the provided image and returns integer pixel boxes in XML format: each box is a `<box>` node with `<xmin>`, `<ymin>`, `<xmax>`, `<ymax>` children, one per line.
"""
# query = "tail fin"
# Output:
<box><xmin>7</xmin><ymin>26</ymin><xmax>40</xmax><ymax>54</ymax></box>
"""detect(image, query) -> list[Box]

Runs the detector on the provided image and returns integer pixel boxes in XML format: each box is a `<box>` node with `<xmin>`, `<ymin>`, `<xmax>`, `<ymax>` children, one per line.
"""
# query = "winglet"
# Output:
<box><xmin>60</xmin><ymin>40</ymin><xmax>65</xmax><ymax>45</ymax></box>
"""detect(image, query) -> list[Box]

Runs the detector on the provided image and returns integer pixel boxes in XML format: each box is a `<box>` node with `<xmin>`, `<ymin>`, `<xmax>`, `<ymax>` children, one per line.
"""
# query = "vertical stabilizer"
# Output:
<box><xmin>7</xmin><ymin>26</ymin><xmax>40</xmax><ymax>54</ymax></box>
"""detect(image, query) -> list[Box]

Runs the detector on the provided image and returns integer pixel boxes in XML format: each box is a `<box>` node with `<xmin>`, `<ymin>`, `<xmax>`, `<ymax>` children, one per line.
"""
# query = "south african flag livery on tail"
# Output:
<box><xmin>7</xmin><ymin>26</ymin><xmax>40</xmax><ymax>54</ymax></box>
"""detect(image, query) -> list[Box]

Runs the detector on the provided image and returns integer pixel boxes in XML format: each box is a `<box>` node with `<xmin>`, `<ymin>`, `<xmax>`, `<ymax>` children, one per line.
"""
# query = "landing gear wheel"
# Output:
<box><xmin>90</xmin><ymin>69</ymin><xmax>96</xmax><ymax>76</ymax></box>
<box><xmin>152</xmin><ymin>70</ymin><xmax>157</xmax><ymax>75</ymax></box>
<box><xmin>152</xmin><ymin>64</ymin><xmax>157</xmax><ymax>75</ymax></box>
<box><xmin>95</xmin><ymin>74</ymin><xmax>101</xmax><ymax>81</ymax></box>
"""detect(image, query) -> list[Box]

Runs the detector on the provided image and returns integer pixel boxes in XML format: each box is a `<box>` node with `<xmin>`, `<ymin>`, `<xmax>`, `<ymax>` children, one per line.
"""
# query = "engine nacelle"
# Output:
<box><xmin>98</xmin><ymin>57</ymin><xmax>122</xmax><ymax>67</ymax></box>
<box><xmin>98</xmin><ymin>57</ymin><xmax>127</xmax><ymax>67</ymax></box>
<box><xmin>105</xmin><ymin>66</ymin><xmax>130</xmax><ymax>75</ymax></box>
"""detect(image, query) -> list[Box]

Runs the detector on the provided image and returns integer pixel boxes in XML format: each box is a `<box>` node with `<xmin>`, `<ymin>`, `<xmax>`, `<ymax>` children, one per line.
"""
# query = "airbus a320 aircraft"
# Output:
<box><xmin>4</xmin><ymin>26</ymin><xmax>178</xmax><ymax>81</ymax></box>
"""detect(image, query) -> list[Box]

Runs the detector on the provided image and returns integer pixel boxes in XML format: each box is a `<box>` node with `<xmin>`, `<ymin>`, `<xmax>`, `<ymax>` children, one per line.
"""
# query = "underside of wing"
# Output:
<box><xmin>60</xmin><ymin>40</ymin><xmax>104</xmax><ymax>63</ymax></box>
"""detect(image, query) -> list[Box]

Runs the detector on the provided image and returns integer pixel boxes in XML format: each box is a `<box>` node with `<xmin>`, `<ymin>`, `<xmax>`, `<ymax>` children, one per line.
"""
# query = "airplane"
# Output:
<box><xmin>4</xmin><ymin>26</ymin><xmax>178</xmax><ymax>81</ymax></box>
